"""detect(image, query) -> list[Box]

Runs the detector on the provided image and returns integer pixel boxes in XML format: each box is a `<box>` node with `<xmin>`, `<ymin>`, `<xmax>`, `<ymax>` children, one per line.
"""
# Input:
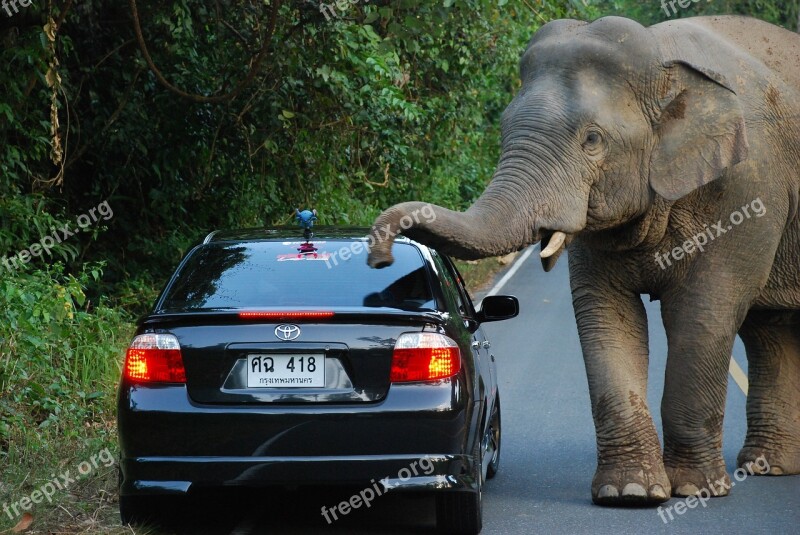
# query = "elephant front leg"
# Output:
<box><xmin>571</xmin><ymin>274</ymin><xmax>670</xmax><ymax>505</ymax></box>
<box><xmin>660</xmin><ymin>300</ymin><xmax>742</xmax><ymax>498</ymax></box>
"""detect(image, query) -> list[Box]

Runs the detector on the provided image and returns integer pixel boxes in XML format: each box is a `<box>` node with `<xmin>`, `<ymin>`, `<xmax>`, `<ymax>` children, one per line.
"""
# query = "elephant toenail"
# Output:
<box><xmin>649</xmin><ymin>484</ymin><xmax>668</xmax><ymax>500</ymax></box>
<box><xmin>622</xmin><ymin>483</ymin><xmax>647</xmax><ymax>497</ymax></box>
<box><xmin>674</xmin><ymin>483</ymin><xmax>700</xmax><ymax>496</ymax></box>
<box><xmin>597</xmin><ymin>485</ymin><xmax>619</xmax><ymax>499</ymax></box>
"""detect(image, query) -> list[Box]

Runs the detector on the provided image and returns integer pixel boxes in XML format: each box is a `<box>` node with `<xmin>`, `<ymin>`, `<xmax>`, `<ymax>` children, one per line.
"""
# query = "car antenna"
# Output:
<box><xmin>295</xmin><ymin>208</ymin><xmax>318</xmax><ymax>253</ymax></box>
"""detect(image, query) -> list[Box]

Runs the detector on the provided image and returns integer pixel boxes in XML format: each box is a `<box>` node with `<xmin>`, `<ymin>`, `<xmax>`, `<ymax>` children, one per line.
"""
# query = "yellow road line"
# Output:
<box><xmin>729</xmin><ymin>357</ymin><xmax>749</xmax><ymax>396</ymax></box>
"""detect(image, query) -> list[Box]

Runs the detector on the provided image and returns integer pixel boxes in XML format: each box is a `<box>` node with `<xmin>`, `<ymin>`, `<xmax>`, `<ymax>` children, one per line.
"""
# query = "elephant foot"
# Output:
<box><xmin>737</xmin><ymin>445</ymin><xmax>800</xmax><ymax>476</ymax></box>
<box><xmin>665</xmin><ymin>461</ymin><xmax>730</xmax><ymax>498</ymax></box>
<box><xmin>591</xmin><ymin>460</ymin><xmax>671</xmax><ymax>506</ymax></box>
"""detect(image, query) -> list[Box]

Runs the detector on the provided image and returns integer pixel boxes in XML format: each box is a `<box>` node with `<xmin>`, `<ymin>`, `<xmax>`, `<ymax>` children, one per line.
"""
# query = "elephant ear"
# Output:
<box><xmin>649</xmin><ymin>60</ymin><xmax>749</xmax><ymax>201</ymax></box>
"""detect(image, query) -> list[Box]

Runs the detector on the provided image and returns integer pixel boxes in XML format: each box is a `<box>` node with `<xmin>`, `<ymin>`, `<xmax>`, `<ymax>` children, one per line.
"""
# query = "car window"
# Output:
<box><xmin>444</xmin><ymin>257</ymin><xmax>477</xmax><ymax>318</ymax></box>
<box><xmin>158</xmin><ymin>240</ymin><xmax>435</xmax><ymax>312</ymax></box>
<box><xmin>430</xmin><ymin>251</ymin><xmax>471</xmax><ymax>318</ymax></box>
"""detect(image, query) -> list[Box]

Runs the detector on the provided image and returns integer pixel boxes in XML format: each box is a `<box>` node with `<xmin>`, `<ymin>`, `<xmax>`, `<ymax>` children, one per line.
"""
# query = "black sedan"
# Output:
<box><xmin>117</xmin><ymin>227</ymin><xmax>518</xmax><ymax>534</ymax></box>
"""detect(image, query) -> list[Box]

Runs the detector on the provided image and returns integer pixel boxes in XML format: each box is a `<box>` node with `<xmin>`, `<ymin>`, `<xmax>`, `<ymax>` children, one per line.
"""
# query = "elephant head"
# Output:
<box><xmin>367</xmin><ymin>16</ymin><xmax>748</xmax><ymax>271</ymax></box>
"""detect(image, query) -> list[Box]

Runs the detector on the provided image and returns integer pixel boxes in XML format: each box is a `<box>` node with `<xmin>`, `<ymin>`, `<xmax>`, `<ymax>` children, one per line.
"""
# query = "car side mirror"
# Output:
<box><xmin>477</xmin><ymin>295</ymin><xmax>519</xmax><ymax>323</ymax></box>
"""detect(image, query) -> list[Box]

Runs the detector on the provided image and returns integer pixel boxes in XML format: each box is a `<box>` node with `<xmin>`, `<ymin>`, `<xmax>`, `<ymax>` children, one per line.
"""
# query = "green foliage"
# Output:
<box><xmin>585</xmin><ymin>0</ymin><xmax>799</xmax><ymax>28</ymax></box>
<box><xmin>0</xmin><ymin>264</ymin><xmax>130</xmax><ymax>455</ymax></box>
<box><xmin>0</xmin><ymin>263</ymin><xmax>129</xmax><ymax>531</ymax></box>
<box><xmin>0</xmin><ymin>1</ymin><xmax>589</xmax><ymax>287</ymax></box>
<box><xmin>0</xmin><ymin>9</ymin><xmax>55</xmax><ymax>192</ymax></box>
<box><xmin>1</xmin><ymin>2</ymin><xmax>797</xmax><ymax>298</ymax></box>
<box><xmin>0</xmin><ymin>196</ymin><xmax>80</xmax><ymax>264</ymax></box>
<box><xmin>2</xmin><ymin>0</ymin><xmax>790</xmax><ymax>293</ymax></box>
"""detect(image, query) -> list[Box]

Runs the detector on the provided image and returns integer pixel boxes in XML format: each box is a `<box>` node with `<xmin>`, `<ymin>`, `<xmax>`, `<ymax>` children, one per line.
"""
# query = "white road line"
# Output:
<box><xmin>729</xmin><ymin>356</ymin><xmax>749</xmax><ymax>395</ymax></box>
<box><xmin>477</xmin><ymin>245</ymin><xmax>537</xmax><ymax>309</ymax></box>
<box><xmin>477</xmin><ymin>244</ymin><xmax>750</xmax><ymax>397</ymax></box>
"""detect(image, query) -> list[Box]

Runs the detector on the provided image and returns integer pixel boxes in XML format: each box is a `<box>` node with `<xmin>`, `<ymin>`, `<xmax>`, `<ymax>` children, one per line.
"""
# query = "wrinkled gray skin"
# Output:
<box><xmin>367</xmin><ymin>16</ymin><xmax>800</xmax><ymax>505</ymax></box>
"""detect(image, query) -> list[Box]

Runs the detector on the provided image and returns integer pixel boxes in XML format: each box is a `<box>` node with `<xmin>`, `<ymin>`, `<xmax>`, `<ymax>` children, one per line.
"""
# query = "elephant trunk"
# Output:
<box><xmin>367</xmin><ymin>181</ymin><xmax>538</xmax><ymax>268</ymax></box>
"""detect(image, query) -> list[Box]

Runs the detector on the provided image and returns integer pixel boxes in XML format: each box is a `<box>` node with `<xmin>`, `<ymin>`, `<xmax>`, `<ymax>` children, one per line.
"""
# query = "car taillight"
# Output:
<box><xmin>238</xmin><ymin>311</ymin><xmax>335</xmax><ymax>320</ymax></box>
<box><xmin>123</xmin><ymin>333</ymin><xmax>186</xmax><ymax>384</ymax></box>
<box><xmin>390</xmin><ymin>332</ymin><xmax>461</xmax><ymax>383</ymax></box>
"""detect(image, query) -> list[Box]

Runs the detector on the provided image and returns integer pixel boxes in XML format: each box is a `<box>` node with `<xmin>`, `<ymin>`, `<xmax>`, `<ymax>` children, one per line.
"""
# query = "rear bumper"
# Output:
<box><xmin>118</xmin><ymin>379</ymin><xmax>478</xmax><ymax>497</ymax></box>
<box><xmin>120</xmin><ymin>454</ymin><xmax>477</xmax><ymax>496</ymax></box>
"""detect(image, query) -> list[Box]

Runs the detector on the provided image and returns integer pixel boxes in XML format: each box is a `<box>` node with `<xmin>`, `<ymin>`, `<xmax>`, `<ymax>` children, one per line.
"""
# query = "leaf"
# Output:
<box><xmin>316</xmin><ymin>65</ymin><xmax>331</xmax><ymax>82</ymax></box>
<box><xmin>0</xmin><ymin>103</ymin><xmax>13</xmax><ymax>122</ymax></box>
<box><xmin>72</xmin><ymin>289</ymin><xmax>86</xmax><ymax>307</ymax></box>
<box><xmin>28</xmin><ymin>382</ymin><xmax>46</xmax><ymax>397</ymax></box>
<box><xmin>12</xmin><ymin>512</ymin><xmax>33</xmax><ymax>532</ymax></box>
<box><xmin>43</xmin><ymin>21</ymin><xmax>56</xmax><ymax>42</ymax></box>
<box><xmin>281</xmin><ymin>110</ymin><xmax>295</xmax><ymax>119</ymax></box>
<box><xmin>45</xmin><ymin>68</ymin><xmax>61</xmax><ymax>89</ymax></box>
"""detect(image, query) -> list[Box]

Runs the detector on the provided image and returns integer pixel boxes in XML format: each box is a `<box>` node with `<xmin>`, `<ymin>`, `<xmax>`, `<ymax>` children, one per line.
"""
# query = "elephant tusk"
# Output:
<box><xmin>540</xmin><ymin>231</ymin><xmax>567</xmax><ymax>258</ymax></box>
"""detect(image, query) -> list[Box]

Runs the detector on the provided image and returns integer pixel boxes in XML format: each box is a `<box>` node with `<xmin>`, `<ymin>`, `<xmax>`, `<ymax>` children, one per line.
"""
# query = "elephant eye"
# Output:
<box><xmin>583</xmin><ymin>130</ymin><xmax>602</xmax><ymax>147</ymax></box>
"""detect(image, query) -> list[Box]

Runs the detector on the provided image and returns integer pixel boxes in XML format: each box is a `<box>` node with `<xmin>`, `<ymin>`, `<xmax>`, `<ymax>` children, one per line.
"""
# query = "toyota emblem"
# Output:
<box><xmin>274</xmin><ymin>324</ymin><xmax>301</xmax><ymax>341</ymax></box>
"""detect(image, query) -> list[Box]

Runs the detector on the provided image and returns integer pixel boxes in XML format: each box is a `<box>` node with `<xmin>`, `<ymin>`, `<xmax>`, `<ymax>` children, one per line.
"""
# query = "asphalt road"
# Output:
<box><xmin>163</xmin><ymin>247</ymin><xmax>799</xmax><ymax>535</ymax></box>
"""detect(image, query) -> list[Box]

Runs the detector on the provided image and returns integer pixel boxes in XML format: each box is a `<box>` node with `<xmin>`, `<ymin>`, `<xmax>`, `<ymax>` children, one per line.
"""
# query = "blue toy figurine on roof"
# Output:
<box><xmin>296</xmin><ymin>208</ymin><xmax>317</xmax><ymax>231</ymax></box>
<box><xmin>295</xmin><ymin>208</ymin><xmax>318</xmax><ymax>249</ymax></box>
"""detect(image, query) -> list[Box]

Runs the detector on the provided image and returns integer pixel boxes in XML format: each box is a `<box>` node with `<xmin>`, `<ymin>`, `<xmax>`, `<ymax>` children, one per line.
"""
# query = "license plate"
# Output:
<box><xmin>247</xmin><ymin>354</ymin><xmax>325</xmax><ymax>388</ymax></box>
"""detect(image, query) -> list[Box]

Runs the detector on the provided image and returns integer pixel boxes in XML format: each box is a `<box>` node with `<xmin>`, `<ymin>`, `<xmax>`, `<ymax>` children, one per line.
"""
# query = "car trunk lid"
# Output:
<box><xmin>141</xmin><ymin>309</ymin><xmax>446</xmax><ymax>404</ymax></box>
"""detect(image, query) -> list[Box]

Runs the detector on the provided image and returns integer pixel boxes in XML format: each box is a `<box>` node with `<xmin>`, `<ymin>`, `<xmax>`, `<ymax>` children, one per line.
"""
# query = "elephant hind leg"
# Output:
<box><xmin>737</xmin><ymin>310</ymin><xmax>800</xmax><ymax>475</ymax></box>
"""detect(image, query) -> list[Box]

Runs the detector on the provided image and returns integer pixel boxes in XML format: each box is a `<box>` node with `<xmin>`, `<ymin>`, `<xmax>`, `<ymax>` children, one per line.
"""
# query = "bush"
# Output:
<box><xmin>0</xmin><ymin>264</ymin><xmax>131</xmax><ymax>457</ymax></box>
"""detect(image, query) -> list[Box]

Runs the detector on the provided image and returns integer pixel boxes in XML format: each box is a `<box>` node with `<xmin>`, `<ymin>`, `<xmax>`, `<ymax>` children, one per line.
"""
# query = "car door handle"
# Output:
<box><xmin>471</xmin><ymin>341</ymin><xmax>481</xmax><ymax>350</ymax></box>
<box><xmin>482</xmin><ymin>341</ymin><xmax>491</xmax><ymax>349</ymax></box>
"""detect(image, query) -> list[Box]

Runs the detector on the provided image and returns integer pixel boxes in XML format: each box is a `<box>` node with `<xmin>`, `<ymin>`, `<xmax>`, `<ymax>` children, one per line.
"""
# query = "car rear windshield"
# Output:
<box><xmin>157</xmin><ymin>240</ymin><xmax>436</xmax><ymax>312</ymax></box>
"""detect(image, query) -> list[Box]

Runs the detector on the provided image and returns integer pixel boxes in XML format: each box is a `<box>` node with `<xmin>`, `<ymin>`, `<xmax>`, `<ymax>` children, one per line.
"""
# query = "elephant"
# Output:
<box><xmin>366</xmin><ymin>15</ymin><xmax>800</xmax><ymax>506</ymax></box>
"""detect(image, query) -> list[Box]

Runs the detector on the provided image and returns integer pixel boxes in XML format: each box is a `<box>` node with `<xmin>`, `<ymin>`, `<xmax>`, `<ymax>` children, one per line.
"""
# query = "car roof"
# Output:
<box><xmin>203</xmin><ymin>227</ymin><xmax>414</xmax><ymax>246</ymax></box>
